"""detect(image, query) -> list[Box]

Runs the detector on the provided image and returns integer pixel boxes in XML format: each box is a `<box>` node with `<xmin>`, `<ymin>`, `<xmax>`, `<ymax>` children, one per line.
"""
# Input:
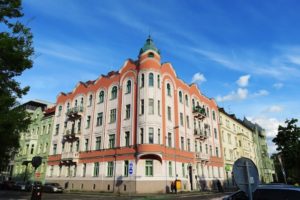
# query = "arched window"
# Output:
<box><xmin>167</xmin><ymin>83</ymin><xmax>171</xmax><ymax>96</ymax></box>
<box><xmin>88</xmin><ymin>94</ymin><xmax>93</xmax><ymax>106</ymax></box>
<box><xmin>179</xmin><ymin>91</ymin><xmax>183</xmax><ymax>103</ymax></box>
<box><xmin>67</xmin><ymin>102</ymin><xmax>70</xmax><ymax>111</ymax></box>
<box><xmin>141</xmin><ymin>74</ymin><xmax>144</xmax><ymax>87</ymax></box>
<box><xmin>75</xmin><ymin>100</ymin><xmax>78</xmax><ymax>107</ymax></box>
<box><xmin>99</xmin><ymin>91</ymin><xmax>104</xmax><ymax>103</ymax></box>
<box><xmin>185</xmin><ymin>95</ymin><xmax>189</xmax><ymax>106</ymax></box>
<box><xmin>149</xmin><ymin>73</ymin><xmax>154</xmax><ymax>87</ymax></box>
<box><xmin>58</xmin><ymin>106</ymin><xmax>62</xmax><ymax>115</ymax></box>
<box><xmin>148</xmin><ymin>52</ymin><xmax>154</xmax><ymax>58</ymax></box>
<box><xmin>157</xmin><ymin>75</ymin><xmax>160</xmax><ymax>88</ymax></box>
<box><xmin>192</xmin><ymin>99</ymin><xmax>195</xmax><ymax>108</ymax></box>
<box><xmin>80</xmin><ymin>97</ymin><xmax>83</xmax><ymax>106</ymax></box>
<box><xmin>111</xmin><ymin>86</ymin><xmax>118</xmax><ymax>99</ymax></box>
<box><xmin>126</xmin><ymin>80</ymin><xmax>131</xmax><ymax>93</ymax></box>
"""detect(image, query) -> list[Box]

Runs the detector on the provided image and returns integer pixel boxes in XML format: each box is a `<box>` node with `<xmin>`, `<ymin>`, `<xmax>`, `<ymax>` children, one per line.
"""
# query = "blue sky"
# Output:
<box><xmin>17</xmin><ymin>0</ymin><xmax>300</xmax><ymax>154</ymax></box>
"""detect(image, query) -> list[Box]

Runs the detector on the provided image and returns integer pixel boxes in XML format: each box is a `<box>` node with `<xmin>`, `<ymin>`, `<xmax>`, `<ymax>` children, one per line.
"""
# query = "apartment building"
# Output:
<box><xmin>13</xmin><ymin>100</ymin><xmax>55</xmax><ymax>183</ymax></box>
<box><xmin>46</xmin><ymin>37</ymin><xmax>224</xmax><ymax>193</ymax></box>
<box><xmin>218</xmin><ymin>108</ymin><xmax>257</xmax><ymax>187</ymax></box>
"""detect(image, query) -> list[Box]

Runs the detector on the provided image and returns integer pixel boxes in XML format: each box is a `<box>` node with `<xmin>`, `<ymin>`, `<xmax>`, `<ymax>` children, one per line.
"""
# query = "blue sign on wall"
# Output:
<box><xmin>129</xmin><ymin>162</ymin><xmax>134</xmax><ymax>175</ymax></box>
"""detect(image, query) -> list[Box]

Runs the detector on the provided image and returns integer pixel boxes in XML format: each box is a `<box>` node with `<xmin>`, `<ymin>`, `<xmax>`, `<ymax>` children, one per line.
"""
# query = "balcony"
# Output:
<box><xmin>60</xmin><ymin>152</ymin><xmax>79</xmax><ymax>166</ymax></box>
<box><xmin>24</xmin><ymin>134</ymin><xmax>38</xmax><ymax>141</ymax></box>
<box><xmin>194</xmin><ymin>128</ymin><xmax>208</xmax><ymax>140</ymax></box>
<box><xmin>62</xmin><ymin>129</ymin><xmax>80</xmax><ymax>143</ymax></box>
<box><xmin>66</xmin><ymin>106</ymin><xmax>83</xmax><ymax>121</ymax></box>
<box><xmin>195</xmin><ymin>152</ymin><xmax>209</xmax><ymax>163</ymax></box>
<box><xmin>193</xmin><ymin>106</ymin><xmax>206</xmax><ymax>120</ymax></box>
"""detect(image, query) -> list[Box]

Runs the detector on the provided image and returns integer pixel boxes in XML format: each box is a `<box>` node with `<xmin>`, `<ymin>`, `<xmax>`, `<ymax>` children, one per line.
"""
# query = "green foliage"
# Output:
<box><xmin>272</xmin><ymin>119</ymin><xmax>300</xmax><ymax>184</ymax></box>
<box><xmin>0</xmin><ymin>0</ymin><xmax>34</xmax><ymax>169</ymax></box>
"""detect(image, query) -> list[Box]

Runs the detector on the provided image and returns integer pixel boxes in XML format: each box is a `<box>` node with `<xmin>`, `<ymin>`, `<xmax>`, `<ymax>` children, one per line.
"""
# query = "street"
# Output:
<box><xmin>0</xmin><ymin>190</ymin><xmax>229</xmax><ymax>200</ymax></box>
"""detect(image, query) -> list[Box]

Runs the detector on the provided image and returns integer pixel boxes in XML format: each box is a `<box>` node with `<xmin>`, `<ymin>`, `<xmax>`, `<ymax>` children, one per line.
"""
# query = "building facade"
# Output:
<box><xmin>46</xmin><ymin>37</ymin><xmax>224</xmax><ymax>193</ymax></box>
<box><xmin>243</xmin><ymin>118</ymin><xmax>275</xmax><ymax>183</ymax></box>
<box><xmin>219</xmin><ymin>108</ymin><xmax>257</xmax><ymax>188</ymax></box>
<box><xmin>13</xmin><ymin>100</ymin><xmax>54</xmax><ymax>183</ymax></box>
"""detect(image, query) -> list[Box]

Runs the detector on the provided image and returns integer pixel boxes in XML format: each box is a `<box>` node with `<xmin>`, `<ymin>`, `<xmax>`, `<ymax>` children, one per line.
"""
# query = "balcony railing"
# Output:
<box><xmin>66</xmin><ymin>106</ymin><xmax>83</xmax><ymax>121</ymax></box>
<box><xmin>193</xmin><ymin>106</ymin><xmax>206</xmax><ymax>120</ymax></box>
<box><xmin>61</xmin><ymin>152</ymin><xmax>79</xmax><ymax>160</ymax></box>
<box><xmin>62</xmin><ymin>129</ymin><xmax>80</xmax><ymax>143</ymax></box>
<box><xmin>195</xmin><ymin>152</ymin><xmax>209</xmax><ymax>162</ymax></box>
<box><xmin>194</xmin><ymin>128</ymin><xmax>208</xmax><ymax>140</ymax></box>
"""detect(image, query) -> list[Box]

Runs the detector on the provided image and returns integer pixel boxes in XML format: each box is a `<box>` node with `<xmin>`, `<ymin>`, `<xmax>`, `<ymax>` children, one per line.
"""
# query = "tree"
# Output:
<box><xmin>272</xmin><ymin>119</ymin><xmax>300</xmax><ymax>184</ymax></box>
<box><xmin>0</xmin><ymin>0</ymin><xmax>33</xmax><ymax>170</ymax></box>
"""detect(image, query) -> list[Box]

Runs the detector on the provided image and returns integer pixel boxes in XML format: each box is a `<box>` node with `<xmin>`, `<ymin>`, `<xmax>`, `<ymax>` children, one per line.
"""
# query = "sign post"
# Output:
<box><xmin>233</xmin><ymin>157</ymin><xmax>259</xmax><ymax>200</ymax></box>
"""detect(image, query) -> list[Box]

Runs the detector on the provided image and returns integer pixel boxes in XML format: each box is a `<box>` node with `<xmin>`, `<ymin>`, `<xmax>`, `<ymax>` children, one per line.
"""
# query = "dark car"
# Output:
<box><xmin>1</xmin><ymin>181</ymin><xmax>15</xmax><ymax>190</ymax></box>
<box><xmin>223</xmin><ymin>184</ymin><xmax>300</xmax><ymax>200</ymax></box>
<box><xmin>25</xmin><ymin>181</ymin><xmax>42</xmax><ymax>191</ymax></box>
<box><xmin>13</xmin><ymin>181</ymin><xmax>27</xmax><ymax>191</ymax></box>
<box><xmin>43</xmin><ymin>183</ymin><xmax>63</xmax><ymax>193</ymax></box>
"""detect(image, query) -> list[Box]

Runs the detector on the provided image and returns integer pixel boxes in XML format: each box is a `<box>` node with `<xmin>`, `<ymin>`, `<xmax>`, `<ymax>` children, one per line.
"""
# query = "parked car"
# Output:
<box><xmin>223</xmin><ymin>184</ymin><xmax>300</xmax><ymax>200</ymax></box>
<box><xmin>25</xmin><ymin>181</ymin><xmax>42</xmax><ymax>191</ymax></box>
<box><xmin>13</xmin><ymin>181</ymin><xmax>27</xmax><ymax>191</ymax></box>
<box><xmin>43</xmin><ymin>183</ymin><xmax>63</xmax><ymax>193</ymax></box>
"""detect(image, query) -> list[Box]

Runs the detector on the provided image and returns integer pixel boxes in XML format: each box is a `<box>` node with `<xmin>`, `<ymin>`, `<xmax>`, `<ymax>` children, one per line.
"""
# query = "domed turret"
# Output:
<box><xmin>139</xmin><ymin>35</ymin><xmax>160</xmax><ymax>56</ymax></box>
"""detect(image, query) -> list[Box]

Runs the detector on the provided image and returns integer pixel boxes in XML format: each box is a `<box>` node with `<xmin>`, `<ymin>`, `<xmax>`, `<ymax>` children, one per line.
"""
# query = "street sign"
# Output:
<box><xmin>233</xmin><ymin>157</ymin><xmax>259</xmax><ymax>200</ymax></box>
<box><xmin>129</xmin><ymin>161</ymin><xmax>134</xmax><ymax>175</ymax></box>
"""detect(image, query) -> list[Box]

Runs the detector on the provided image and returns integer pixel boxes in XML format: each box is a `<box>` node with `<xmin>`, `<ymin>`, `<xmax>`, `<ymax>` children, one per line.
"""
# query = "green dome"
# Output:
<box><xmin>139</xmin><ymin>35</ymin><xmax>160</xmax><ymax>55</ymax></box>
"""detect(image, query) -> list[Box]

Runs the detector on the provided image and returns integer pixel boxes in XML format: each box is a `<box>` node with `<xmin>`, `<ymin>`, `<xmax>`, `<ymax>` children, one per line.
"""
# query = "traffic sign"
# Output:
<box><xmin>233</xmin><ymin>157</ymin><xmax>259</xmax><ymax>200</ymax></box>
<box><xmin>129</xmin><ymin>162</ymin><xmax>134</xmax><ymax>175</ymax></box>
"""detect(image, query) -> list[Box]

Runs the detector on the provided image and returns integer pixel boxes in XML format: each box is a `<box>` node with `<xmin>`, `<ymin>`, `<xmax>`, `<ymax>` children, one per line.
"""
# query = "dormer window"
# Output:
<box><xmin>126</xmin><ymin>80</ymin><xmax>131</xmax><ymax>93</ymax></box>
<box><xmin>148</xmin><ymin>52</ymin><xmax>154</xmax><ymax>58</ymax></box>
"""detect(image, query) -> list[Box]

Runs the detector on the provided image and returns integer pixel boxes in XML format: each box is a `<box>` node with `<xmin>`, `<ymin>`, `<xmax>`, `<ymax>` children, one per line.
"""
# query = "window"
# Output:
<box><xmin>200</xmin><ymin>142</ymin><xmax>202</xmax><ymax>152</ymax></box>
<box><xmin>50</xmin><ymin>166</ymin><xmax>54</xmax><ymax>177</ymax></box>
<box><xmin>187</xmin><ymin>139</ymin><xmax>191</xmax><ymax>152</ymax></box>
<box><xmin>111</xmin><ymin>86</ymin><xmax>117</xmax><ymax>100</ymax></box>
<box><xmin>192</xmin><ymin>99</ymin><xmax>195</xmax><ymax>108</ymax></box>
<box><xmin>158</xmin><ymin>129</ymin><xmax>161</xmax><ymax>144</ymax></box>
<box><xmin>95</xmin><ymin>136</ymin><xmax>101</xmax><ymax>150</ymax></box>
<box><xmin>125</xmin><ymin>131</ymin><xmax>130</xmax><ymax>147</ymax></box>
<box><xmin>75</xmin><ymin>100</ymin><xmax>78</xmax><ymax>107</ymax></box>
<box><xmin>140</xmin><ymin>128</ymin><xmax>144</xmax><ymax>144</ymax></box>
<box><xmin>62</xmin><ymin>143</ymin><xmax>65</xmax><ymax>152</ymax></box>
<box><xmin>140</xmin><ymin>99</ymin><xmax>144</xmax><ymax>115</ymax></box>
<box><xmin>149</xmin><ymin>73</ymin><xmax>154</xmax><ymax>86</ymax></box>
<box><xmin>167</xmin><ymin>83</ymin><xmax>171</xmax><ymax>96</ymax></box>
<box><xmin>180</xmin><ymin>113</ymin><xmax>184</xmax><ymax>126</ymax></box>
<box><xmin>96</xmin><ymin>112</ymin><xmax>103</xmax><ymax>126</ymax></box>
<box><xmin>179</xmin><ymin>91</ymin><xmax>183</xmax><ymax>103</ymax></box>
<box><xmin>94</xmin><ymin>162</ymin><xmax>99</xmax><ymax>177</ymax></box>
<box><xmin>186</xmin><ymin>115</ymin><xmax>190</xmax><ymax>128</ymax></box>
<box><xmin>86</xmin><ymin>116</ymin><xmax>91</xmax><ymax>128</ymax></box>
<box><xmin>228</xmin><ymin>133</ymin><xmax>232</xmax><ymax>144</ymax></box>
<box><xmin>149</xmin><ymin>128</ymin><xmax>154</xmax><ymax>144</ymax></box>
<box><xmin>195</xmin><ymin>142</ymin><xmax>198</xmax><ymax>152</ymax></box>
<box><xmin>205</xmin><ymin>144</ymin><xmax>208</xmax><ymax>154</ymax></box>
<box><xmin>78</xmin><ymin>119</ymin><xmax>81</xmax><ymax>131</ymax></box>
<box><xmin>168</xmin><ymin>132</ymin><xmax>172</xmax><ymax>147</ymax></box>
<box><xmin>149</xmin><ymin>98</ymin><xmax>154</xmax><ymax>114</ymax></box>
<box><xmin>82</xmin><ymin>163</ymin><xmax>86</xmax><ymax>177</ymax></box>
<box><xmin>148</xmin><ymin>52</ymin><xmax>154</xmax><ymax>57</ymax></box>
<box><xmin>206</xmin><ymin>107</ymin><xmax>210</xmax><ymax>117</ymax></box>
<box><xmin>80</xmin><ymin>97</ymin><xmax>83</xmax><ymax>106</ymax></box>
<box><xmin>126</xmin><ymin>80</ymin><xmax>131</xmax><ymax>93</ymax></box>
<box><xmin>109</xmin><ymin>134</ymin><xmax>115</xmax><ymax>148</ymax></box>
<box><xmin>99</xmin><ymin>91</ymin><xmax>104</xmax><ymax>103</ymax></box>
<box><xmin>145</xmin><ymin>160</ymin><xmax>153</xmax><ymax>176</ymax></box>
<box><xmin>181</xmin><ymin>137</ymin><xmax>184</xmax><ymax>150</ymax></box>
<box><xmin>168</xmin><ymin>161</ymin><xmax>172</xmax><ymax>177</ymax></box>
<box><xmin>76</xmin><ymin>141</ymin><xmax>80</xmax><ymax>152</ymax></box>
<box><xmin>110</xmin><ymin>109</ymin><xmax>117</xmax><ymax>123</ymax></box>
<box><xmin>157</xmin><ymin>75</ymin><xmax>160</xmax><ymax>88</ymax></box>
<box><xmin>58</xmin><ymin>106</ymin><xmax>62</xmax><ymax>115</ymax></box>
<box><xmin>216</xmin><ymin>147</ymin><xmax>219</xmax><ymax>157</ymax></box>
<box><xmin>107</xmin><ymin>162</ymin><xmax>114</xmax><ymax>177</ymax></box>
<box><xmin>85</xmin><ymin>139</ymin><xmax>89</xmax><ymax>151</ymax></box>
<box><xmin>182</xmin><ymin>163</ymin><xmax>185</xmax><ymax>177</ymax></box>
<box><xmin>55</xmin><ymin>124</ymin><xmax>59</xmax><ymax>135</ymax></box>
<box><xmin>64</xmin><ymin>121</ymin><xmax>67</xmax><ymax>128</ymax></box>
<box><xmin>30</xmin><ymin>144</ymin><xmax>34</xmax><ymax>154</ymax></box>
<box><xmin>185</xmin><ymin>95</ymin><xmax>189</xmax><ymax>106</ymax></box>
<box><xmin>157</xmin><ymin>100</ymin><xmax>161</xmax><ymax>115</ymax></box>
<box><xmin>209</xmin><ymin>145</ymin><xmax>212</xmax><ymax>156</ymax></box>
<box><xmin>125</xmin><ymin>104</ymin><xmax>131</xmax><ymax>119</ymax></box>
<box><xmin>53</xmin><ymin>144</ymin><xmax>57</xmax><ymax>155</ymax></box>
<box><xmin>212</xmin><ymin>111</ymin><xmax>216</xmax><ymax>120</ymax></box>
<box><xmin>124</xmin><ymin>160</ymin><xmax>129</xmax><ymax>177</ymax></box>
<box><xmin>167</xmin><ymin>106</ymin><xmax>171</xmax><ymax>121</ymax></box>
<box><xmin>141</xmin><ymin>74</ymin><xmax>144</xmax><ymax>87</ymax></box>
<box><xmin>88</xmin><ymin>94</ymin><xmax>93</xmax><ymax>106</ymax></box>
<box><xmin>214</xmin><ymin>128</ymin><xmax>218</xmax><ymax>139</ymax></box>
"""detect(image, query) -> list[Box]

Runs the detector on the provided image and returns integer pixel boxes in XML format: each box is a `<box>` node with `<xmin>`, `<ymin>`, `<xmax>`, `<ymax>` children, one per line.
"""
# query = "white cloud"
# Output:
<box><xmin>273</xmin><ymin>83</ymin><xmax>283</xmax><ymax>89</ymax></box>
<box><xmin>264</xmin><ymin>105</ymin><xmax>283</xmax><ymax>113</ymax></box>
<box><xmin>252</xmin><ymin>90</ymin><xmax>269</xmax><ymax>97</ymax></box>
<box><xmin>236</xmin><ymin>74</ymin><xmax>251</xmax><ymax>87</ymax></box>
<box><xmin>216</xmin><ymin>88</ymin><xmax>248</xmax><ymax>102</ymax></box>
<box><xmin>191</xmin><ymin>72</ymin><xmax>206</xmax><ymax>85</ymax></box>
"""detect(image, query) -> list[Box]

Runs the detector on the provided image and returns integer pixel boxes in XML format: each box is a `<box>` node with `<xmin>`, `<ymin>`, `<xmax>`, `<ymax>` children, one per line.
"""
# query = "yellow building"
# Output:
<box><xmin>218</xmin><ymin>108</ymin><xmax>257</xmax><ymax>188</ymax></box>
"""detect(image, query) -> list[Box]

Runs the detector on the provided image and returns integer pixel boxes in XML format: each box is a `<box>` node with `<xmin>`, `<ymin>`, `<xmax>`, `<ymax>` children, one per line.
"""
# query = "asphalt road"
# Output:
<box><xmin>0</xmin><ymin>190</ymin><xmax>228</xmax><ymax>200</ymax></box>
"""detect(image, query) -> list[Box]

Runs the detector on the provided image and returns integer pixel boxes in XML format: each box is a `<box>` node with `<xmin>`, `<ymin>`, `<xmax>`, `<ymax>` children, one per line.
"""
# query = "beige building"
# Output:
<box><xmin>219</xmin><ymin>108</ymin><xmax>257</xmax><ymax>187</ymax></box>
